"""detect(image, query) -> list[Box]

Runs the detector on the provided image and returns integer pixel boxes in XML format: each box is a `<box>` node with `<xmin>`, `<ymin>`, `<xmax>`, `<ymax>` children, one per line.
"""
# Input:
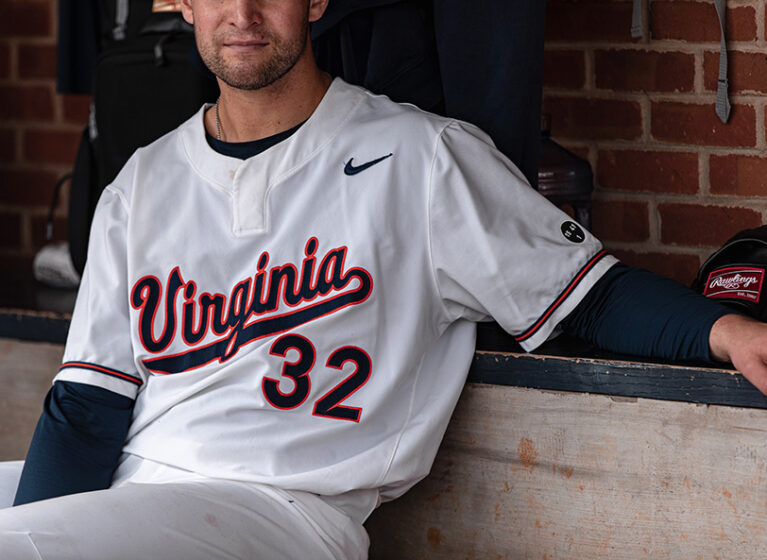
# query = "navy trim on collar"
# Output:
<box><xmin>205</xmin><ymin>121</ymin><xmax>305</xmax><ymax>160</ymax></box>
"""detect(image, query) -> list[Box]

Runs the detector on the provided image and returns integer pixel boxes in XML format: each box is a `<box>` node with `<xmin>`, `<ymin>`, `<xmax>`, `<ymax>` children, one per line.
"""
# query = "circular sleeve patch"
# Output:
<box><xmin>561</xmin><ymin>221</ymin><xmax>585</xmax><ymax>243</ymax></box>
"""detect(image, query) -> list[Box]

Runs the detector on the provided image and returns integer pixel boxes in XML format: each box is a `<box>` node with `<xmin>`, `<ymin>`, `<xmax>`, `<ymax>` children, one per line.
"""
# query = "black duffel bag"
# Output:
<box><xmin>66</xmin><ymin>5</ymin><xmax>219</xmax><ymax>275</ymax></box>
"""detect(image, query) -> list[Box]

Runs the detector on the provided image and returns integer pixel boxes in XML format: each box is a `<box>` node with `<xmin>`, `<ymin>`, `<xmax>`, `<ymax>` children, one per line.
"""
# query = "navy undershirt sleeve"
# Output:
<box><xmin>13</xmin><ymin>381</ymin><xmax>134</xmax><ymax>506</ymax></box>
<box><xmin>562</xmin><ymin>263</ymin><xmax>733</xmax><ymax>362</ymax></box>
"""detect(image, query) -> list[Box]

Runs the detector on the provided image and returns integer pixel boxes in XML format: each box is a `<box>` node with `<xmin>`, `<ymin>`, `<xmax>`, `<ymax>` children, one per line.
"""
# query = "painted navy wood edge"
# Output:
<box><xmin>468</xmin><ymin>350</ymin><xmax>767</xmax><ymax>410</ymax></box>
<box><xmin>0</xmin><ymin>310</ymin><xmax>70</xmax><ymax>344</ymax></box>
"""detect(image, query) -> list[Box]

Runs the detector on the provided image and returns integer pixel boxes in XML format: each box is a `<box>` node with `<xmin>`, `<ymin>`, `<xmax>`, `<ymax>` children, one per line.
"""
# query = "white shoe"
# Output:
<box><xmin>33</xmin><ymin>242</ymin><xmax>81</xmax><ymax>289</ymax></box>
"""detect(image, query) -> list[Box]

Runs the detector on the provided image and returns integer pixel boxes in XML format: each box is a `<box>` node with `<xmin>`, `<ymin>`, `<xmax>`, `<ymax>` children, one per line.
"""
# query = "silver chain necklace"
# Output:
<box><xmin>215</xmin><ymin>97</ymin><xmax>222</xmax><ymax>141</ymax></box>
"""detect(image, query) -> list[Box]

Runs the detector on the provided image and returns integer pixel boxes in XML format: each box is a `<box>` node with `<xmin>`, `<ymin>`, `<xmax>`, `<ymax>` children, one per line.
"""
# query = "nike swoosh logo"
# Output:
<box><xmin>344</xmin><ymin>153</ymin><xmax>393</xmax><ymax>176</ymax></box>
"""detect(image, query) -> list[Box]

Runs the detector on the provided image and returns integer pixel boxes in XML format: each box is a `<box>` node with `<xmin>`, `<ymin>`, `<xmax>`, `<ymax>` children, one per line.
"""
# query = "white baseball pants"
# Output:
<box><xmin>0</xmin><ymin>458</ymin><xmax>369</xmax><ymax>559</ymax></box>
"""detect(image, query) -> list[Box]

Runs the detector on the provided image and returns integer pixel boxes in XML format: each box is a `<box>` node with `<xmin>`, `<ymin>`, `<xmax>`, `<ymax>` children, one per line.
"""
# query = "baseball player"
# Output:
<box><xmin>2</xmin><ymin>0</ymin><xmax>767</xmax><ymax>558</ymax></box>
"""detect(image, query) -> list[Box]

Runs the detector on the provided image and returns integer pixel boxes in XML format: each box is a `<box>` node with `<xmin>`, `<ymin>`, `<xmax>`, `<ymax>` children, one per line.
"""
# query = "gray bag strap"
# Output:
<box><xmin>714</xmin><ymin>0</ymin><xmax>731</xmax><ymax>123</ymax></box>
<box><xmin>631</xmin><ymin>0</ymin><xmax>643</xmax><ymax>38</ymax></box>
<box><xmin>631</xmin><ymin>0</ymin><xmax>730</xmax><ymax>123</ymax></box>
<box><xmin>113</xmin><ymin>0</ymin><xmax>130</xmax><ymax>41</ymax></box>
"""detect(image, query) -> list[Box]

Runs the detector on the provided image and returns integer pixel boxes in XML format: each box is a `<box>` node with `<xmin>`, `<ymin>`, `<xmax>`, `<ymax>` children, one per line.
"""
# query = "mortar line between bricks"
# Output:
<box><xmin>591</xmin><ymin>190</ymin><xmax>658</xmax><ymax>204</ymax></box>
<box><xmin>639</xmin><ymin>96</ymin><xmax>651</xmax><ymax>142</ymax></box>
<box><xmin>554</xmin><ymin>137</ymin><xmax>765</xmax><ymax>152</ymax></box>
<box><xmin>544</xmin><ymin>41</ymin><xmax>763</xmax><ymax>51</ymax></box>
<box><xmin>19</xmin><ymin>212</ymin><xmax>33</xmax><ymax>253</ymax></box>
<box><xmin>0</xmin><ymin>204</ymin><xmax>63</xmax><ymax>214</ymax></box>
<box><xmin>7</xmin><ymin>39</ymin><xmax>18</xmax><ymax>82</ymax></box>
<box><xmin>0</xmin><ymin>77</ymin><xmax>60</xmax><ymax>88</ymax></box>
<box><xmin>601</xmin><ymin>241</ymin><xmax>706</xmax><ymax>257</ymax></box>
<box><xmin>598</xmin><ymin>189</ymin><xmax>713</xmax><ymax>200</ymax></box>
<box><xmin>584</xmin><ymin>47</ymin><xmax>595</xmax><ymax>91</ymax></box>
<box><xmin>640</xmin><ymin>0</ymin><xmax>650</xmax><ymax>45</ymax></box>
<box><xmin>653</xmin><ymin>194</ymin><xmax>767</xmax><ymax>207</ymax></box>
<box><xmin>622</xmin><ymin>191</ymin><xmax>712</xmax><ymax>203</ymax></box>
<box><xmin>543</xmin><ymin>45</ymin><xmax>716</xmax><ymax>57</ymax></box>
<box><xmin>702</xmin><ymin>146</ymin><xmax>767</xmax><ymax>156</ymax></box>
<box><xmin>730</xmin><ymin>0</ymin><xmax>764</xmax><ymax>5</ymax></box>
<box><xmin>3</xmin><ymin>125</ymin><xmax>88</xmax><ymax>138</ymax></box>
<box><xmin>648</xmin><ymin>193</ymin><xmax>660</xmax><ymax>244</ymax></box>
<box><xmin>12</xmin><ymin>128</ymin><xmax>22</xmax><ymax>163</ymax></box>
<box><xmin>699</xmin><ymin>149</ymin><xmax>710</xmax><ymax>196</ymax></box>
<box><xmin>0</xmin><ymin>117</ymin><xmax>59</xmax><ymax>128</ymax></box>
<box><xmin>695</xmin><ymin>44</ymin><xmax>767</xmax><ymax>54</ymax></box>
<box><xmin>0</xmin><ymin>248</ymin><xmax>31</xmax><ymax>257</ymax></box>
<box><xmin>705</xmin><ymin>196</ymin><xmax>767</xmax><ymax>206</ymax></box>
<box><xmin>755</xmin><ymin>102</ymin><xmax>766</xmax><ymax>150</ymax></box>
<box><xmin>693</xmin><ymin>51</ymin><xmax>704</xmax><ymax>94</ymax></box>
<box><xmin>24</xmin><ymin>207</ymin><xmax>61</xmax><ymax>217</ymax></box>
<box><xmin>53</xmin><ymin>93</ymin><xmax>63</xmax><ymax>123</ymax></box>
<box><xmin>17</xmin><ymin>160</ymin><xmax>77</xmax><ymax>172</ymax></box>
<box><xmin>51</xmin><ymin>0</ymin><xmax>60</xmax><ymax>40</ymax></box>
<box><xmin>590</xmin><ymin>141</ymin><xmax>722</xmax><ymax>153</ymax></box>
<box><xmin>545</xmin><ymin>89</ymin><xmax>767</xmax><ymax>104</ymax></box>
<box><xmin>13</xmin><ymin>120</ymin><xmax>84</xmax><ymax>129</ymax></box>
<box><xmin>13</xmin><ymin>37</ymin><xmax>57</xmax><ymax>48</ymax></box>
<box><xmin>0</xmin><ymin>158</ymin><xmax>76</xmax><ymax>168</ymax></box>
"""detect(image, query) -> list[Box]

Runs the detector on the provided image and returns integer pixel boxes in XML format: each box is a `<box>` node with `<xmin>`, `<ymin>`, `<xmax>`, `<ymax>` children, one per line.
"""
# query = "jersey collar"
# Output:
<box><xmin>178</xmin><ymin>78</ymin><xmax>367</xmax><ymax>235</ymax></box>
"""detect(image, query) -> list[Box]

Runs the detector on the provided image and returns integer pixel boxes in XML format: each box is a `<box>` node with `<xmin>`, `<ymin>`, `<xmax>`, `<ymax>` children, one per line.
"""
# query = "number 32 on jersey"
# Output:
<box><xmin>262</xmin><ymin>333</ymin><xmax>372</xmax><ymax>422</ymax></box>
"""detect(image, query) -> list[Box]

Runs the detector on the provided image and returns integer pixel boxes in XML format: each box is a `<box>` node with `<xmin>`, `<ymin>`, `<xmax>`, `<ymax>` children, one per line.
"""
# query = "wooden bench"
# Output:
<box><xmin>3</xmin><ymin>300</ymin><xmax>767</xmax><ymax>558</ymax></box>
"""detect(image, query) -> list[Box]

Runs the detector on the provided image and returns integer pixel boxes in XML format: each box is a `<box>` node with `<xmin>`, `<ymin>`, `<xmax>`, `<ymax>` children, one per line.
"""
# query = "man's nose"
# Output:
<box><xmin>231</xmin><ymin>0</ymin><xmax>263</xmax><ymax>28</ymax></box>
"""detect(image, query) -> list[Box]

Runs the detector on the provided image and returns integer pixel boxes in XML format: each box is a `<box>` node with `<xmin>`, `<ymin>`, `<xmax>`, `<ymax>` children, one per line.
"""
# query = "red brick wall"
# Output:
<box><xmin>0</xmin><ymin>0</ymin><xmax>89</xmax><ymax>271</ymax></box>
<box><xmin>2</xmin><ymin>0</ymin><xmax>763</xmax><ymax>286</ymax></box>
<box><xmin>544</xmin><ymin>0</ymin><xmax>767</xmax><ymax>285</ymax></box>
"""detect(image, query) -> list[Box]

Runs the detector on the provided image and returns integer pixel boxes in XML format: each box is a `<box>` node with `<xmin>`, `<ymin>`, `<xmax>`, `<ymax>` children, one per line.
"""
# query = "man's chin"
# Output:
<box><xmin>217</xmin><ymin>72</ymin><xmax>282</xmax><ymax>92</ymax></box>
<box><xmin>207</xmin><ymin>59</ymin><xmax>275</xmax><ymax>91</ymax></box>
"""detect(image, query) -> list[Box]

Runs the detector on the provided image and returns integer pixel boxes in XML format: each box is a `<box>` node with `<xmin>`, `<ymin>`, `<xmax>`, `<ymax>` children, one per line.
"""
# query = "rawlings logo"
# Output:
<box><xmin>130</xmin><ymin>238</ymin><xmax>373</xmax><ymax>374</ymax></box>
<box><xmin>709</xmin><ymin>274</ymin><xmax>759</xmax><ymax>290</ymax></box>
<box><xmin>704</xmin><ymin>267</ymin><xmax>764</xmax><ymax>304</ymax></box>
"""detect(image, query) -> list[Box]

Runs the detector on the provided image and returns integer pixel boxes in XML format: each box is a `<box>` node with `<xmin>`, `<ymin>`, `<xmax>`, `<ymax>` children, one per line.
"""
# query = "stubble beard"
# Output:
<box><xmin>197</xmin><ymin>19</ymin><xmax>309</xmax><ymax>91</ymax></box>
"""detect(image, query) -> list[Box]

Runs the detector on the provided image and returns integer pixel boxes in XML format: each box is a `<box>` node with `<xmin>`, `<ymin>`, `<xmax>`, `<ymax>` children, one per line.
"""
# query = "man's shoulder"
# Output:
<box><xmin>333</xmin><ymin>79</ymin><xmax>453</xmax><ymax>133</ymax></box>
<box><xmin>328</xmin><ymin>79</ymin><xmax>501</xmax><ymax>164</ymax></box>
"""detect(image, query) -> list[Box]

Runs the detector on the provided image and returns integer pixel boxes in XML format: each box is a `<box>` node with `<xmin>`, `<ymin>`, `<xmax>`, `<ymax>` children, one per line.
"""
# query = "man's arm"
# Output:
<box><xmin>562</xmin><ymin>263</ymin><xmax>730</xmax><ymax>362</ymax></box>
<box><xmin>13</xmin><ymin>182</ymin><xmax>142</xmax><ymax>505</ymax></box>
<box><xmin>13</xmin><ymin>381</ymin><xmax>134</xmax><ymax>506</ymax></box>
<box><xmin>562</xmin><ymin>263</ymin><xmax>767</xmax><ymax>397</ymax></box>
<box><xmin>709</xmin><ymin>314</ymin><xmax>767</xmax><ymax>395</ymax></box>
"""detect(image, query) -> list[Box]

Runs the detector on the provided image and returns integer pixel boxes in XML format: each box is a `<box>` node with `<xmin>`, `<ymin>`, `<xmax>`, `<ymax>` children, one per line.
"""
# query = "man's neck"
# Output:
<box><xmin>207</xmin><ymin>65</ymin><xmax>332</xmax><ymax>143</ymax></box>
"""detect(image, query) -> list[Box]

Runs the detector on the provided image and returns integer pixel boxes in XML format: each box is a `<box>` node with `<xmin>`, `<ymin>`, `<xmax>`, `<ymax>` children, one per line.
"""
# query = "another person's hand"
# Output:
<box><xmin>709</xmin><ymin>313</ymin><xmax>767</xmax><ymax>396</ymax></box>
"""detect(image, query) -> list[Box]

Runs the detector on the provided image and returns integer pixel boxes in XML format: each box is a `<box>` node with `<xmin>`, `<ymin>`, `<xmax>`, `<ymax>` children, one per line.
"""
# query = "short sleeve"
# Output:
<box><xmin>55</xmin><ymin>187</ymin><xmax>144</xmax><ymax>398</ymax></box>
<box><xmin>428</xmin><ymin>121</ymin><xmax>617</xmax><ymax>351</ymax></box>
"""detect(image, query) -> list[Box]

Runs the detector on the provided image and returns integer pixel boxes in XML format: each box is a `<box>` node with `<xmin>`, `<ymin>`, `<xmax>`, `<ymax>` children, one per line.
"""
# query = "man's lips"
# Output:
<box><xmin>224</xmin><ymin>40</ymin><xmax>269</xmax><ymax>52</ymax></box>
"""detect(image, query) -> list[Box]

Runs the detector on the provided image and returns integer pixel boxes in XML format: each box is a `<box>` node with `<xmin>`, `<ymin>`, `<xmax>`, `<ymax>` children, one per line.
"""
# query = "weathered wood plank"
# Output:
<box><xmin>366</xmin><ymin>383</ymin><xmax>767</xmax><ymax>559</ymax></box>
<box><xmin>0</xmin><ymin>339</ymin><xmax>63</xmax><ymax>460</ymax></box>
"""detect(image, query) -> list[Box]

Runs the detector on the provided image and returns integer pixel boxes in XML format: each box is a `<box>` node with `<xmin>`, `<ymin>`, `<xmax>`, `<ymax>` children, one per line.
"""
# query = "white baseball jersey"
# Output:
<box><xmin>56</xmin><ymin>78</ymin><xmax>616</xmax><ymax>518</ymax></box>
